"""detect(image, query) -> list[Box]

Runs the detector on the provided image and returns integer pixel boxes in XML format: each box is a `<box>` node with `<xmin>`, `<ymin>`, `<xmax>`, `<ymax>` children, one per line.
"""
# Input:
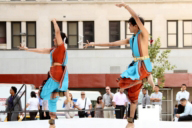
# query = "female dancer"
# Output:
<box><xmin>19</xmin><ymin>19</ymin><xmax>69</xmax><ymax>128</ymax></box>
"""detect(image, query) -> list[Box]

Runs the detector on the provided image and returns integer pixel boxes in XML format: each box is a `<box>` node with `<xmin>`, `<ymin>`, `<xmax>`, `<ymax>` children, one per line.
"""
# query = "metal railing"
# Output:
<box><xmin>0</xmin><ymin>108</ymin><xmax>119</xmax><ymax>114</ymax></box>
<box><xmin>1</xmin><ymin>0</ymin><xmax>192</xmax><ymax>3</ymax></box>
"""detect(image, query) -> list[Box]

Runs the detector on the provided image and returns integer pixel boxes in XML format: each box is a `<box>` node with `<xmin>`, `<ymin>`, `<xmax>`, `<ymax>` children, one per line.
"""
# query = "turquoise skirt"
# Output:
<box><xmin>121</xmin><ymin>59</ymin><xmax>152</xmax><ymax>80</ymax></box>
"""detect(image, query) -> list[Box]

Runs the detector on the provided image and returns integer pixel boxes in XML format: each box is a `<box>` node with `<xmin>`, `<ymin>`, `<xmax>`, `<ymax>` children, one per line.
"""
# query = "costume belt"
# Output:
<box><xmin>134</xmin><ymin>56</ymin><xmax>149</xmax><ymax>62</ymax></box>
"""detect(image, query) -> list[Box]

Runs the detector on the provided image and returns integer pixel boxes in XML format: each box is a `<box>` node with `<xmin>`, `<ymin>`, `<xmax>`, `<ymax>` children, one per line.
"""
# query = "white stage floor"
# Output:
<box><xmin>0</xmin><ymin>118</ymin><xmax>192</xmax><ymax>128</ymax></box>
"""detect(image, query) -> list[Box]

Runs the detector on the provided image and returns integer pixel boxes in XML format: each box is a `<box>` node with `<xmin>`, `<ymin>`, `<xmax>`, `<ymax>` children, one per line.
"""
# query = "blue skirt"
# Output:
<box><xmin>40</xmin><ymin>78</ymin><xmax>60</xmax><ymax>100</ymax></box>
<box><xmin>121</xmin><ymin>59</ymin><xmax>152</xmax><ymax>80</ymax></box>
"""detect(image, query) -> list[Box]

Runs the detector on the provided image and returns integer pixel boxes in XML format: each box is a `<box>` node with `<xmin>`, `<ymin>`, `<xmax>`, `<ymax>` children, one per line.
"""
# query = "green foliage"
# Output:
<box><xmin>144</xmin><ymin>37</ymin><xmax>176</xmax><ymax>90</ymax></box>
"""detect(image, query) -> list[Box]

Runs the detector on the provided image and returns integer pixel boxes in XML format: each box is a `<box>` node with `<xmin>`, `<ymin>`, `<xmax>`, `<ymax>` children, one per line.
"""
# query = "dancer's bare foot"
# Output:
<box><xmin>126</xmin><ymin>123</ymin><xmax>134</xmax><ymax>128</ymax></box>
<box><xmin>49</xmin><ymin>125</ymin><xmax>56</xmax><ymax>128</ymax></box>
<box><xmin>49</xmin><ymin>119</ymin><xmax>56</xmax><ymax>128</ymax></box>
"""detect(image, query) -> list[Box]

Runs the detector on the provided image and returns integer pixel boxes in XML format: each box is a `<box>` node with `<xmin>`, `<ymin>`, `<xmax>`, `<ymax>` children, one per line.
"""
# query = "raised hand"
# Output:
<box><xmin>52</xmin><ymin>18</ymin><xmax>57</xmax><ymax>23</ymax></box>
<box><xmin>115</xmin><ymin>3</ymin><xmax>126</xmax><ymax>8</ymax></box>
<box><xmin>18</xmin><ymin>43</ymin><xmax>28</xmax><ymax>50</ymax></box>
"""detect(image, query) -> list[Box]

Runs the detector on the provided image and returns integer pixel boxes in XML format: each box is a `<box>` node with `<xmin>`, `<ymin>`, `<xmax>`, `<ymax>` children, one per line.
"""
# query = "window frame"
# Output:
<box><xmin>0</xmin><ymin>22</ymin><xmax>7</xmax><ymax>44</ymax></box>
<box><xmin>109</xmin><ymin>21</ymin><xmax>120</xmax><ymax>49</ymax></box>
<box><xmin>83</xmin><ymin>21</ymin><xmax>95</xmax><ymax>49</ymax></box>
<box><xmin>26</xmin><ymin>21</ymin><xmax>36</xmax><ymax>48</ymax></box>
<box><xmin>67</xmin><ymin>21</ymin><xmax>79</xmax><ymax>49</ymax></box>
<box><xmin>183</xmin><ymin>20</ymin><xmax>192</xmax><ymax>47</ymax></box>
<box><xmin>167</xmin><ymin>20</ymin><xmax>178</xmax><ymax>48</ymax></box>
<box><xmin>11</xmin><ymin>22</ymin><xmax>21</xmax><ymax>49</ymax></box>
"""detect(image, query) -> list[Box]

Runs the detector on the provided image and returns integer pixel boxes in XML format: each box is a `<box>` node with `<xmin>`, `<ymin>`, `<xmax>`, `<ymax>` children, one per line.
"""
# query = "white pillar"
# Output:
<box><xmin>120</xmin><ymin>20</ymin><xmax>125</xmax><ymax>48</ymax></box>
<box><xmin>178</xmin><ymin>20</ymin><xmax>183</xmax><ymax>48</ymax></box>
<box><xmin>62</xmin><ymin>21</ymin><xmax>68</xmax><ymax>48</ymax></box>
<box><xmin>78</xmin><ymin>21</ymin><xmax>83</xmax><ymax>49</ymax></box>
<box><xmin>21</xmin><ymin>21</ymin><xmax>26</xmax><ymax>46</ymax></box>
<box><xmin>6</xmin><ymin>22</ymin><xmax>11</xmax><ymax>49</ymax></box>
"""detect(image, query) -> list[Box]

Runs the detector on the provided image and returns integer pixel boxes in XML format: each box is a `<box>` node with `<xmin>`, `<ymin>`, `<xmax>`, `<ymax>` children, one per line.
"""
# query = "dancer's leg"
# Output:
<box><xmin>126</xmin><ymin>83</ymin><xmax>143</xmax><ymax>128</ymax></box>
<box><xmin>130</xmin><ymin>102</ymin><xmax>138</xmax><ymax>119</ymax></box>
<box><xmin>49</xmin><ymin>92</ymin><xmax>59</xmax><ymax>128</ymax></box>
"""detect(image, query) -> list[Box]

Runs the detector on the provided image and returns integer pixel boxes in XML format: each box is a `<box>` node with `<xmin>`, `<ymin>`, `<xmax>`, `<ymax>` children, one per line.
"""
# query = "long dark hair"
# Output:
<box><xmin>97</xmin><ymin>96</ymin><xmax>103</xmax><ymax>104</ymax></box>
<box><xmin>60</xmin><ymin>32</ymin><xmax>68</xmax><ymax>44</ymax></box>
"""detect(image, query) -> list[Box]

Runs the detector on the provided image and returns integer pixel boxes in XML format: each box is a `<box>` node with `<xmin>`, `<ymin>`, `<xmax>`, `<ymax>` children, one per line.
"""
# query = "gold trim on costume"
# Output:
<box><xmin>134</xmin><ymin>56</ymin><xmax>149</xmax><ymax>62</ymax></box>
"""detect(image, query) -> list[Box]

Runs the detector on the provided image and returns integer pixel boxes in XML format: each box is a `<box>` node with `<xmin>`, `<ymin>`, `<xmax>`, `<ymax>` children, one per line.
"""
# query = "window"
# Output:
<box><xmin>167</xmin><ymin>21</ymin><xmax>178</xmax><ymax>47</ymax></box>
<box><xmin>125</xmin><ymin>20</ymin><xmax>152</xmax><ymax>47</ymax></box>
<box><xmin>183</xmin><ymin>21</ymin><xmax>192</xmax><ymax>47</ymax></box>
<box><xmin>109</xmin><ymin>21</ymin><xmax>120</xmax><ymax>48</ymax></box>
<box><xmin>0</xmin><ymin>22</ymin><xmax>6</xmax><ymax>44</ymax></box>
<box><xmin>12</xmin><ymin>22</ymin><xmax>21</xmax><ymax>49</ymax></box>
<box><xmin>67</xmin><ymin>22</ymin><xmax>78</xmax><ymax>48</ymax></box>
<box><xmin>83</xmin><ymin>21</ymin><xmax>94</xmax><ymax>48</ymax></box>
<box><xmin>26</xmin><ymin>22</ymin><xmax>36</xmax><ymax>48</ymax></box>
<box><xmin>145</xmin><ymin>20</ymin><xmax>152</xmax><ymax>39</ymax></box>
<box><xmin>51</xmin><ymin>21</ymin><xmax>62</xmax><ymax>47</ymax></box>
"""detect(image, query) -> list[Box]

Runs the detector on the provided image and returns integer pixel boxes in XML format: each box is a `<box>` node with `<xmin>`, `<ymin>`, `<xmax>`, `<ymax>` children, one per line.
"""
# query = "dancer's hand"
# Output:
<box><xmin>18</xmin><ymin>43</ymin><xmax>28</xmax><ymax>50</ymax></box>
<box><xmin>83</xmin><ymin>40</ymin><xmax>95</xmax><ymax>49</ymax></box>
<box><xmin>52</xmin><ymin>18</ymin><xmax>57</xmax><ymax>23</ymax></box>
<box><xmin>116</xmin><ymin>3</ymin><xmax>127</xmax><ymax>8</ymax></box>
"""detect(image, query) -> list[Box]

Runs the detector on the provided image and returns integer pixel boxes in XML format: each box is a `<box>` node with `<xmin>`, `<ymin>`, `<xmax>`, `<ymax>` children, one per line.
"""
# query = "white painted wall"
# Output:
<box><xmin>0</xmin><ymin>49</ymin><xmax>191</xmax><ymax>74</ymax></box>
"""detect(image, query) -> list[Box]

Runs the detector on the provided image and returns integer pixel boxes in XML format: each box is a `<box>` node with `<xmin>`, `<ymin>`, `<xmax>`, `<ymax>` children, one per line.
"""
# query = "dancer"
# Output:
<box><xmin>19</xmin><ymin>18</ymin><xmax>69</xmax><ymax>128</ymax></box>
<box><xmin>84</xmin><ymin>3</ymin><xmax>155</xmax><ymax>128</ymax></box>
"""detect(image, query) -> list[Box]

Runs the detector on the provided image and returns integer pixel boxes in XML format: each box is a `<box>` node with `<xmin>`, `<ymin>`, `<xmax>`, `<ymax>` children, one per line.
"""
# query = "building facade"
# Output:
<box><xmin>1</xmin><ymin>0</ymin><xmax>192</xmax><ymax>120</ymax></box>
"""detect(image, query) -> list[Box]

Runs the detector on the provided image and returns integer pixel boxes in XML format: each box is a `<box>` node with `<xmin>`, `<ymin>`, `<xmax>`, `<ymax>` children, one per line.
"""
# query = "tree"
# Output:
<box><xmin>144</xmin><ymin>37</ymin><xmax>176</xmax><ymax>90</ymax></box>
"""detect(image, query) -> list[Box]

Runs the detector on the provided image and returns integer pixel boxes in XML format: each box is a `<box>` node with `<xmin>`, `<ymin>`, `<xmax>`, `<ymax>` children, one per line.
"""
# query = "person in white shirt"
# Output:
<box><xmin>25</xmin><ymin>91</ymin><xmax>39</xmax><ymax>120</ymax></box>
<box><xmin>75</xmin><ymin>92</ymin><xmax>92</xmax><ymax>118</ymax></box>
<box><xmin>175</xmin><ymin>98</ymin><xmax>192</xmax><ymax>122</ymax></box>
<box><xmin>150</xmin><ymin>85</ymin><xmax>163</xmax><ymax>120</ymax></box>
<box><xmin>176</xmin><ymin>84</ymin><xmax>190</xmax><ymax>114</ymax></box>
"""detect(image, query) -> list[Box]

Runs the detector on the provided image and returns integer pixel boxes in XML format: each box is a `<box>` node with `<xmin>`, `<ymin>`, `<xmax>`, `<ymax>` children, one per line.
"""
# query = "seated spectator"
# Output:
<box><xmin>175</xmin><ymin>98</ymin><xmax>192</xmax><ymax>122</ymax></box>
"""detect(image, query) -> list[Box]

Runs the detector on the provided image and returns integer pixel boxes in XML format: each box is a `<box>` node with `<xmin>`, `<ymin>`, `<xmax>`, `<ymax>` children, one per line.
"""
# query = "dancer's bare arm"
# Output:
<box><xmin>18</xmin><ymin>44</ymin><xmax>50</xmax><ymax>54</ymax></box>
<box><xmin>52</xmin><ymin>18</ymin><xmax>63</xmax><ymax>46</ymax></box>
<box><xmin>116</xmin><ymin>3</ymin><xmax>149</xmax><ymax>40</ymax></box>
<box><xmin>84</xmin><ymin>39</ymin><xmax>129</xmax><ymax>48</ymax></box>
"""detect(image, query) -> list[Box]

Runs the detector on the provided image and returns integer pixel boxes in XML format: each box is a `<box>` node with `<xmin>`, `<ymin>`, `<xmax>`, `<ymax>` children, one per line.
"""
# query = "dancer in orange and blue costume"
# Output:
<box><xmin>85</xmin><ymin>3</ymin><xmax>155</xmax><ymax>128</ymax></box>
<box><xmin>19</xmin><ymin>19</ymin><xmax>69</xmax><ymax>128</ymax></box>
